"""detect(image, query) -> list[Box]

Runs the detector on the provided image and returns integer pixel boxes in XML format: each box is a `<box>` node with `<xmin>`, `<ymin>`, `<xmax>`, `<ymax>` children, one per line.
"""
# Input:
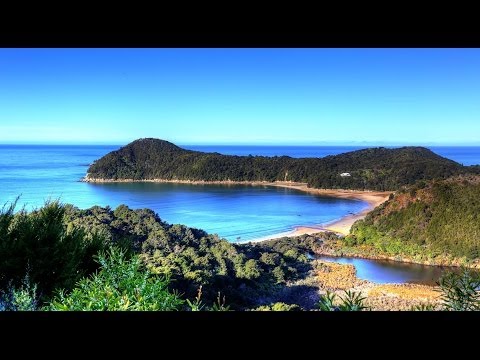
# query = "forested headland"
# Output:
<box><xmin>85</xmin><ymin>138</ymin><xmax>479</xmax><ymax>191</ymax></box>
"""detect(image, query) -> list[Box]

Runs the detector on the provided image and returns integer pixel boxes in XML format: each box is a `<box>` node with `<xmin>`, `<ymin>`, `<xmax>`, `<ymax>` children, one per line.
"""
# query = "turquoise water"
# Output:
<box><xmin>1</xmin><ymin>144</ymin><xmax>479</xmax><ymax>242</ymax></box>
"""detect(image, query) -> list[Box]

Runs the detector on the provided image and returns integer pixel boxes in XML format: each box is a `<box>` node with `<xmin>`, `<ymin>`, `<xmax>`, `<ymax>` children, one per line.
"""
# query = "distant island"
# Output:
<box><xmin>84</xmin><ymin>138</ymin><xmax>478</xmax><ymax>191</ymax></box>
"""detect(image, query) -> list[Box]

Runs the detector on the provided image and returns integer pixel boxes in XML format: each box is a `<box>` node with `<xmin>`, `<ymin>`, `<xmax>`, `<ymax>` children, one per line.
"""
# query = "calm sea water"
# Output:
<box><xmin>1</xmin><ymin>144</ymin><xmax>479</xmax><ymax>243</ymax></box>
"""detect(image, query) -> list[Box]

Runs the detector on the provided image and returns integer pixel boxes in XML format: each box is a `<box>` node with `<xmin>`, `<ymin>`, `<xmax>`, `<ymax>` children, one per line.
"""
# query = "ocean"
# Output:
<box><xmin>1</xmin><ymin>144</ymin><xmax>479</xmax><ymax>242</ymax></box>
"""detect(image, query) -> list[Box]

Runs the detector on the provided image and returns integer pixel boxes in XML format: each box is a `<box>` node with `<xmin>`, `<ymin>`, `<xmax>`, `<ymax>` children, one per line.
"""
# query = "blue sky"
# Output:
<box><xmin>1</xmin><ymin>48</ymin><xmax>480</xmax><ymax>145</ymax></box>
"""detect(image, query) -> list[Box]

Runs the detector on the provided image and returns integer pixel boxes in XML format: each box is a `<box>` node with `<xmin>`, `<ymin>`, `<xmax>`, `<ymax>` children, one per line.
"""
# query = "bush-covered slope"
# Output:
<box><xmin>64</xmin><ymin>204</ymin><xmax>321</xmax><ymax>309</ymax></box>
<box><xmin>1</xmin><ymin>200</ymin><xmax>327</xmax><ymax>310</ymax></box>
<box><xmin>0</xmin><ymin>200</ymin><xmax>107</xmax><ymax>299</ymax></box>
<box><xmin>347</xmin><ymin>175</ymin><xmax>480</xmax><ymax>261</ymax></box>
<box><xmin>86</xmin><ymin>138</ymin><xmax>468</xmax><ymax>191</ymax></box>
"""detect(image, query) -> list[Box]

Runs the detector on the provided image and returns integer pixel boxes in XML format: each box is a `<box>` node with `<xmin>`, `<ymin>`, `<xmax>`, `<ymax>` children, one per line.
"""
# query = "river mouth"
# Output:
<box><xmin>315</xmin><ymin>255</ymin><xmax>464</xmax><ymax>286</ymax></box>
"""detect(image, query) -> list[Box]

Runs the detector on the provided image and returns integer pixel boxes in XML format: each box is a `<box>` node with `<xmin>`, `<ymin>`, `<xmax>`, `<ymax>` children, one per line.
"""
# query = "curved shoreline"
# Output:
<box><xmin>83</xmin><ymin>177</ymin><xmax>392</xmax><ymax>241</ymax></box>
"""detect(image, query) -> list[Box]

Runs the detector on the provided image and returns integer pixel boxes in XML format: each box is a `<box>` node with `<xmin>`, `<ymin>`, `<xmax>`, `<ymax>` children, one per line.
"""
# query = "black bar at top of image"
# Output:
<box><xmin>1</xmin><ymin>29</ymin><xmax>480</xmax><ymax>47</ymax></box>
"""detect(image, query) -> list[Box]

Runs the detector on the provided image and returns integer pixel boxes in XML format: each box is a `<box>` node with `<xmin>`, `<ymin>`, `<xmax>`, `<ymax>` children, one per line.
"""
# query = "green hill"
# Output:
<box><xmin>62</xmin><ymin>204</ymin><xmax>319</xmax><ymax>309</ymax></box>
<box><xmin>346</xmin><ymin>175</ymin><xmax>480</xmax><ymax>263</ymax></box>
<box><xmin>86</xmin><ymin>138</ymin><xmax>469</xmax><ymax>191</ymax></box>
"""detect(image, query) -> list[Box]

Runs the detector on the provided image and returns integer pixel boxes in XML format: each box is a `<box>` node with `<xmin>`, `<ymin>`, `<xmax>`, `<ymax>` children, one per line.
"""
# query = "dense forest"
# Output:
<box><xmin>85</xmin><ymin>138</ymin><xmax>478</xmax><ymax>191</ymax></box>
<box><xmin>0</xmin><ymin>200</ymin><xmax>330</xmax><ymax>310</ymax></box>
<box><xmin>344</xmin><ymin>175</ymin><xmax>480</xmax><ymax>263</ymax></box>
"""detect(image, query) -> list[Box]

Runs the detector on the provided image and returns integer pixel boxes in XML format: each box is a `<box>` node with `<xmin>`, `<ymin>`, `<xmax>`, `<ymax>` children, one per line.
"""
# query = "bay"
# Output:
<box><xmin>1</xmin><ymin>144</ymin><xmax>479</xmax><ymax>242</ymax></box>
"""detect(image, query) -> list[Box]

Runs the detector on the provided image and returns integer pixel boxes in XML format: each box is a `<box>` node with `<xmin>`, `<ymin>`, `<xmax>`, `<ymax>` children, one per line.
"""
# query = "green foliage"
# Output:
<box><xmin>348</xmin><ymin>176</ymin><xmax>480</xmax><ymax>261</ymax></box>
<box><xmin>185</xmin><ymin>286</ymin><xmax>230</xmax><ymax>311</ymax></box>
<box><xmin>438</xmin><ymin>268</ymin><xmax>480</xmax><ymax>311</ymax></box>
<box><xmin>411</xmin><ymin>303</ymin><xmax>436</xmax><ymax>311</ymax></box>
<box><xmin>210</xmin><ymin>292</ymin><xmax>231</xmax><ymax>311</ymax></box>
<box><xmin>241</xmin><ymin>259</ymin><xmax>262</xmax><ymax>280</ymax></box>
<box><xmin>339</xmin><ymin>290</ymin><xmax>370</xmax><ymax>311</ymax></box>
<box><xmin>318</xmin><ymin>290</ymin><xmax>369</xmax><ymax>311</ymax></box>
<box><xmin>49</xmin><ymin>247</ymin><xmax>183</xmax><ymax>311</ymax></box>
<box><xmin>411</xmin><ymin>269</ymin><xmax>480</xmax><ymax>311</ymax></box>
<box><xmin>254</xmin><ymin>302</ymin><xmax>301</xmax><ymax>311</ymax></box>
<box><xmin>318</xmin><ymin>291</ymin><xmax>339</xmax><ymax>311</ymax></box>
<box><xmin>186</xmin><ymin>286</ymin><xmax>206</xmax><ymax>311</ymax></box>
<box><xmin>0</xmin><ymin>201</ymin><xmax>316</xmax><ymax>310</ymax></box>
<box><xmin>87</xmin><ymin>138</ymin><xmax>469</xmax><ymax>191</ymax></box>
<box><xmin>272</xmin><ymin>266</ymin><xmax>286</xmax><ymax>284</ymax></box>
<box><xmin>0</xmin><ymin>274</ymin><xmax>39</xmax><ymax>311</ymax></box>
<box><xmin>65</xmin><ymin>204</ymin><xmax>316</xmax><ymax>309</ymax></box>
<box><xmin>0</xmin><ymin>200</ymin><xmax>108</xmax><ymax>300</ymax></box>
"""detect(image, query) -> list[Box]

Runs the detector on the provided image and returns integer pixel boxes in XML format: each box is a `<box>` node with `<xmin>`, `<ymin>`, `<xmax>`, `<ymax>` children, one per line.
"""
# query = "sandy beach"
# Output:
<box><xmin>240</xmin><ymin>182</ymin><xmax>392</xmax><ymax>242</ymax></box>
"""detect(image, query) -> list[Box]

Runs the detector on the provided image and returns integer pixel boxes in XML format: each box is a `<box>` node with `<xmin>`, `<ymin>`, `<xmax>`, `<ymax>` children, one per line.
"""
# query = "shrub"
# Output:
<box><xmin>49</xmin><ymin>247</ymin><xmax>183</xmax><ymax>311</ymax></box>
<box><xmin>318</xmin><ymin>290</ymin><xmax>369</xmax><ymax>311</ymax></box>
<box><xmin>0</xmin><ymin>199</ymin><xmax>108</xmax><ymax>300</ymax></box>
<box><xmin>0</xmin><ymin>274</ymin><xmax>39</xmax><ymax>311</ymax></box>
<box><xmin>253</xmin><ymin>302</ymin><xmax>301</xmax><ymax>311</ymax></box>
<box><xmin>438</xmin><ymin>268</ymin><xmax>480</xmax><ymax>311</ymax></box>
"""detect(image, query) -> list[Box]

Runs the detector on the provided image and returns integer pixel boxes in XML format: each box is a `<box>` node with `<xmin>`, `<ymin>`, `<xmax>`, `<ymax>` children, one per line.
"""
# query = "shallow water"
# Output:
<box><xmin>315</xmin><ymin>255</ymin><xmax>460</xmax><ymax>285</ymax></box>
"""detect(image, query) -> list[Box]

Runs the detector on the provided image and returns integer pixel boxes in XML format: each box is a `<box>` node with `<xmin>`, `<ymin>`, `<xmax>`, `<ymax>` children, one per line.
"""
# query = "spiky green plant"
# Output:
<box><xmin>411</xmin><ymin>303</ymin><xmax>436</xmax><ymax>311</ymax></box>
<box><xmin>318</xmin><ymin>291</ymin><xmax>339</xmax><ymax>311</ymax></box>
<box><xmin>210</xmin><ymin>292</ymin><xmax>230</xmax><ymax>311</ymax></box>
<box><xmin>339</xmin><ymin>290</ymin><xmax>369</xmax><ymax>311</ymax></box>
<box><xmin>438</xmin><ymin>268</ymin><xmax>480</xmax><ymax>311</ymax></box>
<box><xmin>186</xmin><ymin>286</ymin><xmax>205</xmax><ymax>311</ymax></box>
<box><xmin>318</xmin><ymin>290</ymin><xmax>369</xmax><ymax>311</ymax></box>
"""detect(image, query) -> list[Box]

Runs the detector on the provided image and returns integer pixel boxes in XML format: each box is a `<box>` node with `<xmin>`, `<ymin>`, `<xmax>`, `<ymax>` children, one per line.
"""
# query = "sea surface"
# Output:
<box><xmin>1</xmin><ymin>144</ymin><xmax>479</xmax><ymax>243</ymax></box>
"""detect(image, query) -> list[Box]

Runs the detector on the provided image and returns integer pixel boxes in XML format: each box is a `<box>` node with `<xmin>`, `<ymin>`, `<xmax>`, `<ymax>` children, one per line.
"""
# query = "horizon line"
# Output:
<box><xmin>1</xmin><ymin>141</ymin><xmax>480</xmax><ymax>147</ymax></box>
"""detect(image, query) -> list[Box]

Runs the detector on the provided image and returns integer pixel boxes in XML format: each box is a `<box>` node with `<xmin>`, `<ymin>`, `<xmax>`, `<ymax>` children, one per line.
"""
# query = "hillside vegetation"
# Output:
<box><xmin>345</xmin><ymin>175</ymin><xmax>480</xmax><ymax>264</ymax></box>
<box><xmin>1</xmin><ymin>201</ymin><xmax>326</xmax><ymax>310</ymax></box>
<box><xmin>65</xmin><ymin>204</ymin><xmax>324</xmax><ymax>309</ymax></box>
<box><xmin>1</xmin><ymin>199</ymin><xmax>479</xmax><ymax>311</ymax></box>
<box><xmin>85</xmin><ymin>138</ymin><xmax>473</xmax><ymax>191</ymax></box>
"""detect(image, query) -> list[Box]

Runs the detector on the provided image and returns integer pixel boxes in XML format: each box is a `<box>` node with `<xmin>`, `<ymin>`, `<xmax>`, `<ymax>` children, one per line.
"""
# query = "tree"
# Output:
<box><xmin>0</xmin><ymin>200</ymin><xmax>107</xmax><ymax>300</ymax></box>
<box><xmin>242</xmin><ymin>259</ymin><xmax>262</xmax><ymax>280</ymax></box>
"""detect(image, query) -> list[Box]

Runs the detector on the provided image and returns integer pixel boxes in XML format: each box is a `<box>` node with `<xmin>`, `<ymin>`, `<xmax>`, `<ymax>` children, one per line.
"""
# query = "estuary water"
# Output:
<box><xmin>1</xmin><ymin>144</ymin><xmax>479</xmax><ymax>243</ymax></box>
<box><xmin>315</xmin><ymin>255</ymin><xmax>458</xmax><ymax>285</ymax></box>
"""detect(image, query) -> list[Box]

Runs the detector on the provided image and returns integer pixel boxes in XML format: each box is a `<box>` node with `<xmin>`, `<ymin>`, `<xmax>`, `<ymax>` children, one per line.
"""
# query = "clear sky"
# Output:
<box><xmin>1</xmin><ymin>48</ymin><xmax>480</xmax><ymax>145</ymax></box>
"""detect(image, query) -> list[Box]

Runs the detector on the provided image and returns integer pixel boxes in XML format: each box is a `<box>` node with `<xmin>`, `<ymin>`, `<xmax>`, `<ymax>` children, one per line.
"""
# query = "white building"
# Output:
<box><xmin>340</xmin><ymin>172</ymin><xmax>351</xmax><ymax>177</ymax></box>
